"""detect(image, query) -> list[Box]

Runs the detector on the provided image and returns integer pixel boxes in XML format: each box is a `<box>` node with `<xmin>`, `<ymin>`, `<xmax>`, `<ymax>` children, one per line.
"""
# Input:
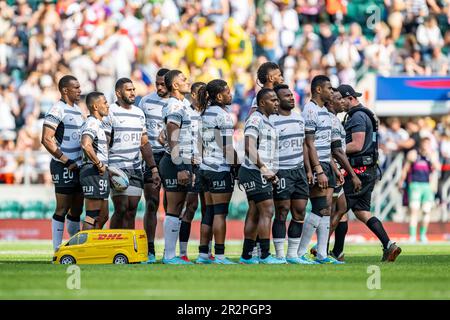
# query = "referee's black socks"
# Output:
<box><xmin>366</xmin><ymin>217</ymin><xmax>390</xmax><ymax>249</ymax></box>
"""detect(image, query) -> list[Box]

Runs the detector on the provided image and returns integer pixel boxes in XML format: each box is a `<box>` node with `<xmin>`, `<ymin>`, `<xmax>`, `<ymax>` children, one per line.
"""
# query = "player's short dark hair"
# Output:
<box><xmin>115</xmin><ymin>78</ymin><xmax>133</xmax><ymax>92</ymax></box>
<box><xmin>156</xmin><ymin>68</ymin><xmax>170</xmax><ymax>78</ymax></box>
<box><xmin>191</xmin><ymin>81</ymin><xmax>206</xmax><ymax>94</ymax></box>
<box><xmin>86</xmin><ymin>91</ymin><xmax>104</xmax><ymax>108</ymax></box>
<box><xmin>257</xmin><ymin>62</ymin><xmax>280</xmax><ymax>85</ymax></box>
<box><xmin>273</xmin><ymin>84</ymin><xmax>290</xmax><ymax>95</ymax></box>
<box><xmin>256</xmin><ymin>88</ymin><xmax>275</xmax><ymax>106</ymax></box>
<box><xmin>198</xmin><ymin>79</ymin><xmax>227</xmax><ymax>112</ymax></box>
<box><xmin>311</xmin><ymin>75</ymin><xmax>330</xmax><ymax>94</ymax></box>
<box><xmin>58</xmin><ymin>75</ymin><xmax>78</xmax><ymax>92</ymax></box>
<box><xmin>164</xmin><ymin>70</ymin><xmax>182</xmax><ymax>92</ymax></box>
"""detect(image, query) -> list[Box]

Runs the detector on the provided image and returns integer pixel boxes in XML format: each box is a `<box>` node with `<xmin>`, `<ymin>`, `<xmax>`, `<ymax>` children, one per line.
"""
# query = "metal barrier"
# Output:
<box><xmin>372</xmin><ymin>153</ymin><xmax>405</xmax><ymax>221</ymax></box>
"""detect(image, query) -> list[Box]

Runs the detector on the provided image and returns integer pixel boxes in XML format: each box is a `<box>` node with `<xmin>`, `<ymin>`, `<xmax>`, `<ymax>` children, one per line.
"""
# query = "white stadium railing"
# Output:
<box><xmin>441</xmin><ymin>176</ymin><xmax>450</xmax><ymax>222</ymax></box>
<box><xmin>372</xmin><ymin>153</ymin><xmax>405</xmax><ymax>221</ymax></box>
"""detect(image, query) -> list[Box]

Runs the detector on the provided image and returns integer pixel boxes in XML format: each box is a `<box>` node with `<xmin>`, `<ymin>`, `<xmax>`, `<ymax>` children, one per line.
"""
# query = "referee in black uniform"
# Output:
<box><xmin>338</xmin><ymin>84</ymin><xmax>402</xmax><ymax>262</ymax></box>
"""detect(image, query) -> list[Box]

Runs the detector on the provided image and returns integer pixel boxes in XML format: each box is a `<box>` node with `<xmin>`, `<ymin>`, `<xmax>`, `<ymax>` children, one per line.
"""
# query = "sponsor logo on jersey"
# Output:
<box><xmin>122</xmin><ymin>132</ymin><xmax>142</xmax><ymax>142</ymax></box>
<box><xmin>82</xmin><ymin>186</ymin><xmax>94</xmax><ymax>194</ymax></box>
<box><xmin>165</xmin><ymin>178</ymin><xmax>178</xmax><ymax>186</ymax></box>
<box><xmin>212</xmin><ymin>180</ymin><xmax>226</xmax><ymax>189</ymax></box>
<box><xmin>281</xmin><ymin>139</ymin><xmax>301</xmax><ymax>149</ymax></box>
<box><xmin>71</xmin><ymin>132</ymin><xmax>81</xmax><ymax>140</ymax></box>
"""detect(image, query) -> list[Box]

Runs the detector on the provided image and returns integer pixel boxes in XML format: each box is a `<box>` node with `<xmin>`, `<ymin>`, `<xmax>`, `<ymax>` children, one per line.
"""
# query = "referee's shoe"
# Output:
<box><xmin>381</xmin><ymin>242</ymin><xmax>402</xmax><ymax>262</ymax></box>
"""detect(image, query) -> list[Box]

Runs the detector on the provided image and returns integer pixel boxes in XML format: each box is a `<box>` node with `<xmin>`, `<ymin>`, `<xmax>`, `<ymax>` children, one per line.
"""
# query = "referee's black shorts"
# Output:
<box><xmin>344</xmin><ymin>165</ymin><xmax>377</xmax><ymax>212</ymax></box>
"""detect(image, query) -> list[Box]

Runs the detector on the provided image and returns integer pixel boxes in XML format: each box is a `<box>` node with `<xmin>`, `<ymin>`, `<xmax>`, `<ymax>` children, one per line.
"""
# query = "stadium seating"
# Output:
<box><xmin>21</xmin><ymin>201</ymin><xmax>46</xmax><ymax>219</ymax></box>
<box><xmin>0</xmin><ymin>200</ymin><xmax>22</xmax><ymax>219</ymax></box>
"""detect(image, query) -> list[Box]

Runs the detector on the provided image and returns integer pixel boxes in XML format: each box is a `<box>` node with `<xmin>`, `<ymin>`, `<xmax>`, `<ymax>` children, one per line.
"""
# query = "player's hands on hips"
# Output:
<box><xmin>97</xmin><ymin>162</ymin><xmax>106</xmax><ymax>176</ymax></box>
<box><xmin>261</xmin><ymin>165</ymin><xmax>278</xmax><ymax>184</ymax></box>
<box><xmin>351</xmin><ymin>175</ymin><xmax>362</xmax><ymax>193</ymax></box>
<box><xmin>191</xmin><ymin>172</ymin><xmax>196</xmax><ymax>187</ymax></box>
<box><xmin>317</xmin><ymin>172</ymin><xmax>328</xmax><ymax>189</ymax></box>
<box><xmin>177</xmin><ymin>170</ymin><xmax>190</xmax><ymax>186</ymax></box>
<box><xmin>306</xmin><ymin>170</ymin><xmax>314</xmax><ymax>185</ymax></box>
<box><xmin>152</xmin><ymin>171</ymin><xmax>161</xmax><ymax>188</ymax></box>
<box><xmin>64</xmin><ymin>158</ymin><xmax>78</xmax><ymax>171</ymax></box>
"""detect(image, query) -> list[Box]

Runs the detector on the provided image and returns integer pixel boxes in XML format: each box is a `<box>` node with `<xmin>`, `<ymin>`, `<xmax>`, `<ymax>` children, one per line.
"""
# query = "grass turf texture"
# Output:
<box><xmin>0</xmin><ymin>241</ymin><xmax>449</xmax><ymax>299</ymax></box>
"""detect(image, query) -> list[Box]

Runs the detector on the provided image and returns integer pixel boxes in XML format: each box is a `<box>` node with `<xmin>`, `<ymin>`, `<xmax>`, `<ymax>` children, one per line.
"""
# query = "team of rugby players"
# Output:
<box><xmin>41</xmin><ymin>62</ymin><xmax>402</xmax><ymax>265</ymax></box>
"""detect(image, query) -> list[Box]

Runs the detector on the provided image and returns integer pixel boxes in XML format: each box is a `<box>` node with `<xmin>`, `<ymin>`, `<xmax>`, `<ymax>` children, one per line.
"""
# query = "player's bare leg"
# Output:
<box><xmin>199</xmin><ymin>192</ymin><xmax>214</xmax><ymax>259</ymax></box>
<box><xmin>179</xmin><ymin>192</ymin><xmax>199</xmax><ymax>260</ymax></box>
<box><xmin>286</xmin><ymin>199</ymin><xmax>307</xmax><ymax>261</ymax></box>
<box><xmin>67</xmin><ymin>192</ymin><xmax>83</xmax><ymax>237</ymax></box>
<box><xmin>51</xmin><ymin>193</ymin><xmax>74</xmax><ymax>251</ymax></box>
<box><xmin>143</xmin><ymin>183</ymin><xmax>160</xmax><ymax>259</ymax></box>
<box><xmin>123</xmin><ymin>195</ymin><xmax>141</xmax><ymax>229</ymax></box>
<box><xmin>209</xmin><ymin>192</ymin><xmax>233</xmax><ymax>263</ymax></box>
<box><xmin>96</xmin><ymin>199</ymin><xmax>109</xmax><ymax>229</ymax></box>
<box><xmin>83</xmin><ymin>198</ymin><xmax>103</xmax><ymax>230</ymax></box>
<box><xmin>110</xmin><ymin>195</ymin><xmax>129</xmax><ymax>228</ymax></box>
<box><xmin>255</xmin><ymin>199</ymin><xmax>284</xmax><ymax>263</ymax></box>
<box><xmin>273</xmin><ymin>200</ymin><xmax>290</xmax><ymax>259</ymax></box>
<box><xmin>240</xmin><ymin>200</ymin><xmax>259</xmax><ymax>262</ymax></box>
<box><xmin>330</xmin><ymin>194</ymin><xmax>347</xmax><ymax>235</ymax></box>
<box><xmin>197</xmin><ymin>191</ymin><xmax>214</xmax><ymax>263</ymax></box>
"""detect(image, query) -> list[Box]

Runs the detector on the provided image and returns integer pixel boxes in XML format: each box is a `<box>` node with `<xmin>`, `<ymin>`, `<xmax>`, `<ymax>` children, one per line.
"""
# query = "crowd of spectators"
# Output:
<box><xmin>0</xmin><ymin>0</ymin><xmax>449</xmax><ymax>191</ymax></box>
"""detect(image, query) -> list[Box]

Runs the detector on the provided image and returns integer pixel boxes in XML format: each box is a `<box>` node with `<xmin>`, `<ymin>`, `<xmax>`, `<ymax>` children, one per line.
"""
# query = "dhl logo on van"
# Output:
<box><xmin>94</xmin><ymin>234</ymin><xmax>127</xmax><ymax>240</ymax></box>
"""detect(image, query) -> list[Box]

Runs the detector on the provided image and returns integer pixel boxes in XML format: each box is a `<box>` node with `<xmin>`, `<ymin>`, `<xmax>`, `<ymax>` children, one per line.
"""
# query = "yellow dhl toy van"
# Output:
<box><xmin>53</xmin><ymin>229</ymin><xmax>148</xmax><ymax>265</ymax></box>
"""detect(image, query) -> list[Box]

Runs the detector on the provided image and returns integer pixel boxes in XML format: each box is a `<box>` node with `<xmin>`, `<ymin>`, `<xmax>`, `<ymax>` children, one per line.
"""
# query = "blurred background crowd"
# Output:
<box><xmin>0</xmin><ymin>0</ymin><xmax>449</xmax><ymax>196</ymax></box>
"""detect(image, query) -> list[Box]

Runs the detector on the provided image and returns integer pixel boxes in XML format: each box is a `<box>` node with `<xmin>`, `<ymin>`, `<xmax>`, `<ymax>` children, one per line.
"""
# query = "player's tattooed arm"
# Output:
<box><xmin>81</xmin><ymin>134</ymin><xmax>105</xmax><ymax>175</ymax></box>
<box><xmin>41</xmin><ymin>124</ymin><xmax>77</xmax><ymax>170</ymax></box>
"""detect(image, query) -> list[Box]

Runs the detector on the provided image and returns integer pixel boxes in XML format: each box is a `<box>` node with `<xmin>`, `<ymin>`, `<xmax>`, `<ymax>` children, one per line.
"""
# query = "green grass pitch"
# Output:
<box><xmin>0</xmin><ymin>241</ymin><xmax>449</xmax><ymax>299</ymax></box>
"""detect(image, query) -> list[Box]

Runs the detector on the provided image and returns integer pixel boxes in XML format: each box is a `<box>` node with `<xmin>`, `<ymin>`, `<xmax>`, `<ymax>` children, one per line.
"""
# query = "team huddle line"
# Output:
<box><xmin>41</xmin><ymin>62</ymin><xmax>402</xmax><ymax>265</ymax></box>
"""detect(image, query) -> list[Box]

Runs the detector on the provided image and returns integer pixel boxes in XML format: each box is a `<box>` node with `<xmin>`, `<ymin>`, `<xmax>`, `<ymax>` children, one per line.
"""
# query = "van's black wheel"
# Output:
<box><xmin>113</xmin><ymin>254</ymin><xmax>128</xmax><ymax>264</ymax></box>
<box><xmin>60</xmin><ymin>255</ymin><xmax>76</xmax><ymax>264</ymax></box>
